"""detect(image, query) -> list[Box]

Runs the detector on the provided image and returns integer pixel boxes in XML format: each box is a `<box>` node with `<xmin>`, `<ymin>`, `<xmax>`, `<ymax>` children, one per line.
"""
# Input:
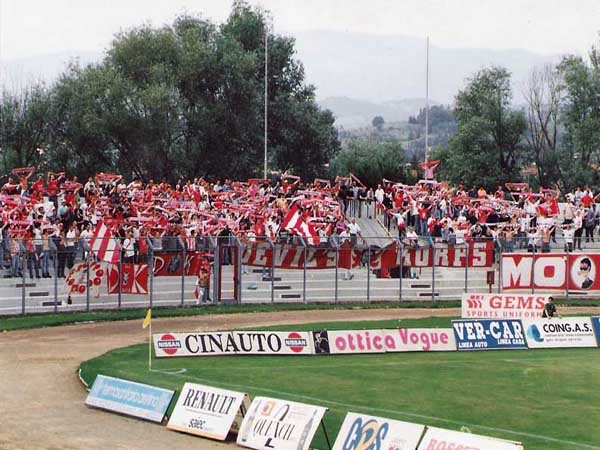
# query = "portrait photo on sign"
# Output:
<box><xmin>570</xmin><ymin>256</ymin><xmax>595</xmax><ymax>290</ymax></box>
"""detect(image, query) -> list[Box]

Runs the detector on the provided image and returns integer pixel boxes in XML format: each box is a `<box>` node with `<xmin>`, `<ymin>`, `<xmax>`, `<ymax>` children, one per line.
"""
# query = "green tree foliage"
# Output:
<box><xmin>371</xmin><ymin>115</ymin><xmax>385</xmax><ymax>131</ymax></box>
<box><xmin>0</xmin><ymin>84</ymin><xmax>52</xmax><ymax>171</ymax></box>
<box><xmin>556</xmin><ymin>50</ymin><xmax>600</xmax><ymax>190</ymax></box>
<box><xmin>434</xmin><ymin>67</ymin><xmax>527</xmax><ymax>190</ymax></box>
<box><xmin>35</xmin><ymin>1</ymin><xmax>339</xmax><ymax>182</ymax></box>
<box><xmin>330</xmin><ymin>141</ymin><xmax>408</xmax><ymax>187</ymax></box>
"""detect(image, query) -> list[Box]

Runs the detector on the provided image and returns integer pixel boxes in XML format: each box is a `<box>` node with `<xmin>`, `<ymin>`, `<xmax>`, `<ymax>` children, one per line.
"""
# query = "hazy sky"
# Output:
<box><xmin>1</xmin><ymin>0</ymin><xmax>599</xmax><ymax>60</ymax></box>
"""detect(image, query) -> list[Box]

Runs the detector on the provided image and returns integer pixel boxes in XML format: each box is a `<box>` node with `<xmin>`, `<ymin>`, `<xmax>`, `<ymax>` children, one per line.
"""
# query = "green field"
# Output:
<box><xmin>80</xmin><ymin>318</ymin><xmax>600</xmax><ymax>450</ymax></box>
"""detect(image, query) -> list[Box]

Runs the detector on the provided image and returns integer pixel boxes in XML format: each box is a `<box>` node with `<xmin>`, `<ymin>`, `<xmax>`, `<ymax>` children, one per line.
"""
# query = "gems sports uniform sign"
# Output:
<box><xmin>237</xmin><ymin>397</ymin><xmax>327</xmax><ymax>450</ymax></box>
<box><xmin>85</xmin><ymin>375</ymin><xmax>174</xmax><ymax>423</ymax></box>
<box><xmin>332</xmin><ymin>412</ymin><xmax>425</xmax><ymax>450</ymax></box>
<box><xmin>167</xmin><ymin>383</ymin><xmax>249</xmax><ymax>440</ymax></box>
<box><xmin>452</xmin><ymin>320</ymin><xmax>527</xmax><ymax>351</ymax></box>
<box><xmin>154</xmin><ymin>331</ymin><xmax>314</xmax><ymax>357</ymax></box>
<box><xmin>417</xmin><ymin>426</ymin><xmax>523</xmax><ymax>450</ymax></box>
<box><xmin>523</xmin><ymin>318</ymin><xmax>597</xmax><ymax>349</ymax></box>
<box><xmin>461</xmin><ymin>293</ymin><xmax>549</xmax><ymax>319</ymax></box>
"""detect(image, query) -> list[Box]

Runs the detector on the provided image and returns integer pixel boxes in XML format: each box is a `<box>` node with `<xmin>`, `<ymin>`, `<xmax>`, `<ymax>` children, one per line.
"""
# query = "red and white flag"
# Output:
<box><xmin>90</xmin><ymin>220</ymin><xmax>120</xmax><ymax>264</ymax></box>
<box><xmin>108</xmin><ymin>263</ymin><xmax>149</xmax><ymax>295</ymax></box>
<box><xmin>65</xmin><ymin>261</ymin><xmax>107</xmax><ymax>298</ymax></box>
<box><xmin>281</xmin><ymin>205</ymin><xmax>321</xmax><ymax>245</ymax></box>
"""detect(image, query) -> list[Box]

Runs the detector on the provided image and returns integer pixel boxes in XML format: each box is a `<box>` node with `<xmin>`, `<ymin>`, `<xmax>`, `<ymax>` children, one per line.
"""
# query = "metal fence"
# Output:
<box><xmin>0</xmin><ymin>234</ymin><xmax>597</xmax><ymax>316</ymax></box>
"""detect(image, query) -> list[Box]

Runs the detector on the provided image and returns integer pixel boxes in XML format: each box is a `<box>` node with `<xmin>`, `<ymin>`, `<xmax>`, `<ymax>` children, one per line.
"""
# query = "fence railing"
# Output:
<box><xmin>0</xmin><ymin>235</ymin><xmax>598</xmax><ymax>316</ymax></box>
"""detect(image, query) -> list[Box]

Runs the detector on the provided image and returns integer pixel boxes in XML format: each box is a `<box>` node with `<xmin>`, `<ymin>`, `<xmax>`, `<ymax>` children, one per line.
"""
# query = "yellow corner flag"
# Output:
<box><xmin>143</xmin><ymin>308</ymin><xmax>152</xmax><ymax>329</ymax></box>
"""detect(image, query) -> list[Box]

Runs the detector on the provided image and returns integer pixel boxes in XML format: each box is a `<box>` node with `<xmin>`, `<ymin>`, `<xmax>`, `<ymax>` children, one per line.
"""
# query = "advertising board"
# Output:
<box><xmin>592</xmin><ymin>317</ymin><xmax>600</xmax><ymax>346</ymax></box>
<box><xmin>384</xmin><ymin>329</ymin><xmax>456</xmax><ymax>352</ymax></box>
<box><xmin>85</xmin><ymin>374</ymin><xmax>174</xmax><ymax>423</ymax></box>
<box><xmin>523</xmin><ymin>317</ymin><xmax>597</xmax><ymax>348</ymax></box>
<box><xmin>461</xmin><ymin>293</ymin><xmax>549</xmax><ymax>319</ymax></box>
<box><xmin>417</xmin><ymin>426</ymin><xmax>523</xmax><ymax>450</ymax></box>
<box><xmin>332</xmin><ymin>412</ymin><xmax>425</xmax><ymax>450</ymax></box>
<box><xmin>167</xmin><ymin>383</ymin><xmax>249</xmax><ymax>440</ymax></box>
<box><xmin>326</xmin><ymin>330</ymin><xmax>386</xmax><ymax>354</ymax></box>
<box><xmin>236</xmin><ymin>396</ymin><xmax>328</xmax><ymax>450</ymax></box>
<box><xmin>153</xmin><ymin>331</ymin><xmax>314</xmax><ymax>357</ymax></box>
<box><xmin>452</xmin><ymin>320</ymin><xmax>527</xmax><ymax>351</ymax></box>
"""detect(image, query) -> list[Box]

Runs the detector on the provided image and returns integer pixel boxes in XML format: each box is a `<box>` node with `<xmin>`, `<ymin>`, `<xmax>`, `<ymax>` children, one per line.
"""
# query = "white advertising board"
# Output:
<box><xmin>154</xmin><ymin>331</ymin><xmax>314</xmax><ymax>357</ymax></box>
<box><xmin>327</xmin><ymin>330</ymin><xmax>386</xmax><ymax>354</ymax></box>
<box><xmin>236</xmin><ymin>396</ymin><xmax>327</xmax><ymax>450</ymax></box>
<box><xmin>167</xmin><ymin>383</ymin><xmax>249</xmax><ymax>440</ymax></box>
<box><xmin>332</xmin><ymin>412</ymin><xmax>425</xmax><ymax>450</ymax></box>
<box><xmin>384</xmin><ymin>329</ymin><xmax>456</xmax><ymax>352</ymax></box>
<box><xmin>523</xmin><ymin>317</ymin><xmax>597</xmax><ymax>348</ymax></box>
<box><xmin>417</xmin><ymin>426</ymin><xmax>523</xmax><ymax>450</ymax></box>
<box><xmin>462</xmin><ymin>293</ymin><xmax>550</xmax><ymax>319</ymax></box>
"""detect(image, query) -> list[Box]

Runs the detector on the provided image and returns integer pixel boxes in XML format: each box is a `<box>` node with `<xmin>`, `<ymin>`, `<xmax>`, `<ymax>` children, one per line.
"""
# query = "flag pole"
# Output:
<box><xmin>148</xmin><ymin>319</ymin><xmax>152</xmax><ymax>371</ymax></box>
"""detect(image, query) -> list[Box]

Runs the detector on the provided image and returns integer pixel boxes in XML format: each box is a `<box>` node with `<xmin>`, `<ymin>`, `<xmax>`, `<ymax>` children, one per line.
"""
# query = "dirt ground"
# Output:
<box><xmin>2</xmin><ymin>306</ymin><xmax>599</xmax><ymax>450</ymax></box>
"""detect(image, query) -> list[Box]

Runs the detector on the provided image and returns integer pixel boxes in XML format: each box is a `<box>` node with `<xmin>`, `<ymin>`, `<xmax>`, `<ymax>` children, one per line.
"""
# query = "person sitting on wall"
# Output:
<box><xmin>542</xmin><ymin>296</ymin><xmax>561</xmax><ymax>318</ymax></box>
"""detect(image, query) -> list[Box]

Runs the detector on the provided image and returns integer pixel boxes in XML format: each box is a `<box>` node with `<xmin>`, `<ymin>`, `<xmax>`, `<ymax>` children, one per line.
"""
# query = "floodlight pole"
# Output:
<box><xmin>425</xmin><ymin>36</ymin><xmax>430</xmax><ymax>162</ymax></box>
<box><xmin>264</xmin><ymin>25</ymin><xmax>268</xmax><ymax>179</ymax></box>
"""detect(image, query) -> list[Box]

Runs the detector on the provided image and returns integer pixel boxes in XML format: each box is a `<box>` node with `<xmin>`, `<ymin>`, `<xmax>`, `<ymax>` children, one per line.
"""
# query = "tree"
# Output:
<box><xmin>372</xmin><ymin>115</ymin><xmax>385</xmax><ymax>131</ymax></box>
<box><xmin>435</xmin><ymin>67</ymin><xmax>527</xmax><ymax>189</ymax></box>
<box><xmin>523</xmin><ymin>64</ymin><xmax>562</xmax><ymax>188</ymax></box>
<box><xmin>46</xmin><ymin>1</ymin><xmax>339</xmax><ymax>182</ymax></box>
<box><xmin>330</xmin><ymin>141</ymin><xmax>407</xmax><ymax>187</ymax></box>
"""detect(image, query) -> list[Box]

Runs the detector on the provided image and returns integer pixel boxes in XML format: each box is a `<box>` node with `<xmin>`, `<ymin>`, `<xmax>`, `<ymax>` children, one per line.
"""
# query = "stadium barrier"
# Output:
<box><xmin>2</xmin><ymin>236</ymin><xmax>600</xmax><ymax>316</ymax></box>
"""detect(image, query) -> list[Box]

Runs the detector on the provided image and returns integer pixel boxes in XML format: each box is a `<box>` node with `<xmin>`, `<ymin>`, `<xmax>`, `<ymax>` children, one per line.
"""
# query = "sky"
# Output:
<box><xmin>1</xmin><ymin>0</ymin><xmax>599</xmax><ymax>60</ymax></box>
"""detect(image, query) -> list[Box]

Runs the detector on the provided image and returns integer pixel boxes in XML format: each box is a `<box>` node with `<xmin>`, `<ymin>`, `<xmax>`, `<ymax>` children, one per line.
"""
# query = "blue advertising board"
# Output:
<box><xmin>452</xmin><ymin>319</ymin><xmax>527</xmax><ymax>351</ymax></box>
<box><xmin>592</xmin><ymin>317</ymin><xmax>600</xmax><ymax>347</ymax></box>
<box><xmin>86</xmin><ymin>374</ymin><xmax>174</xmax><ymax>422</ymax></box>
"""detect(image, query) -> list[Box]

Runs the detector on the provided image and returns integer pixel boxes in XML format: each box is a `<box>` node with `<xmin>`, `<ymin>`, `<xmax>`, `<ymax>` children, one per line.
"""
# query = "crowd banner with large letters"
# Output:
<box><xmin>502</xmin><ymin>253</ymin><xmax>600</xmax><ymax>292</ymax></box>
<box><xmin>107</xmin><ymin>263</ymin><xmax>149</xmax><ymax>294</ymax></box>
<box><xmin>167</xmin><ymin>383</ymin><xmax>250</xmax><ymax>440</ymax></box>
<box><xmin>153</xmin><ymin>331</ymin><xmax>314</xmax><ymax>358</ymax></box>
<box><xmin>417</xmin><ymin>426</ymin><xmax>523</xmax><ymax>450</ymax></box>
<box><xmin>461</xmin><ymin>293</ymin><xmax>550</xmax><ymax>319</ymax></box>
<box><xmin>153</xmin><ymin>252</ymin><xmax>211</xmax><ymax>276</ymax></box>
<box><xmin>592</xmin><ymin>317</ymin><xmax>600</xmax><ymax>346</ymax></box>
<box><xmin>523</xmin><ymin>317</ymin><xmax>597</xmax><ymax>349</ymax></box>
<box><xmin>452</xmin><ymin>320</ymin><xmax>528</xmax><ymax>351</ymax></box>
<box><xmin>384</xmin><ymin>329</ymin><xmax>457</xmax><ymax>352</ymax></box>
<box><xmin>332</xmin><ymin>412</ymin><xmax>425</xmax><ymax>450</ymax></box>
<box><xmin>241</xmin><ymin>241</ymin><xmax>494</xmax><ymax>270</ymax></box>
<box><xmin>370</xmin><ymin>240</ymin><xmax>495</xmax><ymax>269</ymax></box>
<box><xmin>326</xmin><ymin>330</ymin><xmax>386</xmax><ymax>354</ymax></box>
<box><xmin>85</xmin><ymin>375</ymin><xmax>174</xmax><ymax>423</ymax></box>
<box><xmin>236</xmin><ymin>397</ymin><xmax>328</xmax><ymax>450</ymax></box>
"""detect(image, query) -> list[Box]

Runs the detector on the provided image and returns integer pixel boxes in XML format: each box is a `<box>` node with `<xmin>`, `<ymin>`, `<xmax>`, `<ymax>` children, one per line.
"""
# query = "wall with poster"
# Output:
<box><xmin>502</xmin><ymin>253</ymin><xmax>600</xmax><ymax>292</ymax></box>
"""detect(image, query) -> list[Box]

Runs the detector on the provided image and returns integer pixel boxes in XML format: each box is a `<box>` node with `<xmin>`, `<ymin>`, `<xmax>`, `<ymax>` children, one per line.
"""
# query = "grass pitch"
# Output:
<box><xmin>79</xmin><ymin>317</ymin><xmax>600</xmax><ymax>450</ymax></box>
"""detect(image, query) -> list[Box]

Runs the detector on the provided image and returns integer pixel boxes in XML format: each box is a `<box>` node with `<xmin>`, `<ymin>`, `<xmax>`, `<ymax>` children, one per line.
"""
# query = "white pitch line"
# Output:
<box><xmin>153</xmin><ymin>369</ymin><xmax>600</xmax><ymax>449</ymax></box>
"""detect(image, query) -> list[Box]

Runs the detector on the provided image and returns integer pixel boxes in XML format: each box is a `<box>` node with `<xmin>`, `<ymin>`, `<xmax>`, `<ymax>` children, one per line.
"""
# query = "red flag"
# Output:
<box><xmin>108</xmin><ymin>264</ymin><xmax>149</xmax><ymax>294</ymax></box>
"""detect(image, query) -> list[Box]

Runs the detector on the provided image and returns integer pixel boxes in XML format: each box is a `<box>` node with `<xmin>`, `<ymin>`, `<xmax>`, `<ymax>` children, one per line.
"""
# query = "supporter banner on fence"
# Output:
<box><xmin>417</xmin><ymin>426</ymin><xmax>523</xmax><ymax>450</ymax></box>
<box><xmin>241</xmin><ymin>241</ymin><xmax>361</xmax><ymax>270</ymax></box>
<box><xmin>502</xmin><ymin>253</ymin><xmax>600</xmax><ymax>292</ymax></box>
<box><xmin>452</xmin><ymin>320</ymin><xmax>527</xmax><ymax>351</ymax></box>
<box><xmin>370</xmin><ymin>241</ymin><xmax>495</xmax><ymax>269</ymax></box>
<box><xmin>153</xmin><ymin>331</ymin><xmax>314</xmax><ymax>357</ymax></box>
<box><xmin>65</xmin><ymin>261</ymin><xmax>108</xmax><ymax>297</ymax></box>
<box><xmin>523</xmin><ymin>318</ymin><xmax>597</xmax><ymax>348</ymax></box>
<box><xmin>384</xmin><ymin>328</ymin><xmax>457</xmax><ymax>352</ymax></box>
<box><xmin>326</xmin><ymin>330</ymin><xmax>386</xmax><ymax>354</ymax></box>
<box><xmin>153</xmin><ymin>252</ymin><xmax>210</xmax><ymax>276</ymax></box>
<box><xmin>167</xmin><ymin>383</ymin><xmax>250</xmax><ymax>440</ymax></box>
<box><xmin>236</xmin><ymin>396</ymin><xmax>327</xmax><ymax>450</ymax></box>
<box><xmin>85</xmin><ymin>375</ymin><xmax>174</xmax><ymax>423</ymax></box>
<box><xmin>332</xmin><ymin>412</ymin><xmax>425</xmax><ymax>450</ymax></box>
<box><xmin>461</xmin><ymin>293</ymin><xmax>550</xmax><ymax>319</ymax></box>
<box><xmin>593</xmin><ymin>317</ymin><xmax>600</xmax><ymax>346</ymax></box>
<box><xmin>107</xmin><ymin>263</ymin><xmax>149</xmax><ymax>294</ymax></box>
